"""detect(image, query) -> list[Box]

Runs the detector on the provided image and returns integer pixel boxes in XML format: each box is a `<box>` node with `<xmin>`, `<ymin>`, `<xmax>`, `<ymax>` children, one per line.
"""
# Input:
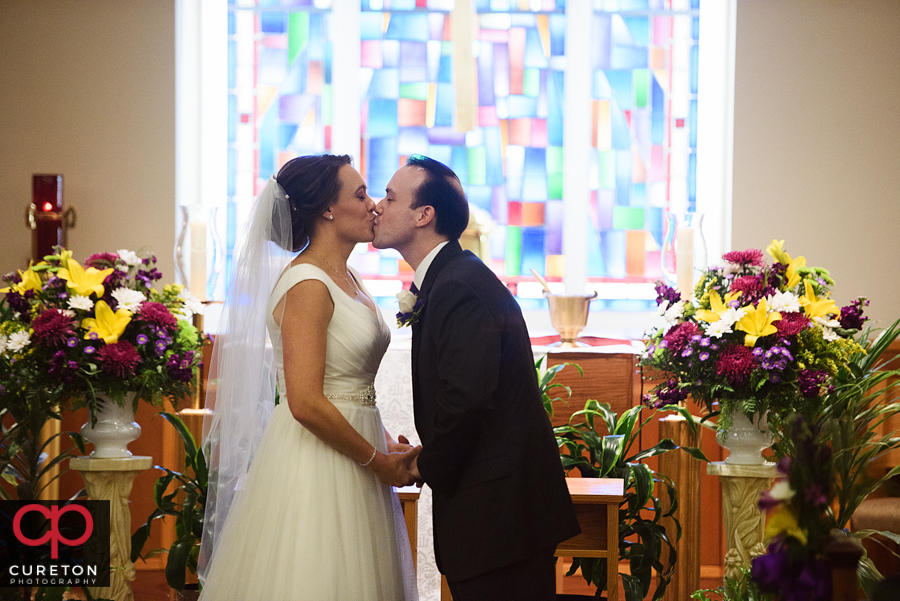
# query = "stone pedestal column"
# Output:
<box><xmin>70</xmin><ymin>456</ymin><xmax>152</xmax><ymax>601</ymax></box>
<box><xmin>706</xmin><ymin>461</ymin><xmax>777</xmax><ymax>580</ymax></box>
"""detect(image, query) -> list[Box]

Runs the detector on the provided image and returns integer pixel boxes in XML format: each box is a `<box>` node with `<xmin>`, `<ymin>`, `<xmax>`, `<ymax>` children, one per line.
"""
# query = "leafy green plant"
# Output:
<box><xmin>691</xmin><ymin>567</ymin><xmax>772</xmax><ymax>601</ymax></box>
<box><xmin>552</xmin><ymin>397</ymin><xmax>708</xmax><ymax>601</ymax></box>
<box><xmin>131</xmin><ymin>412</ymin><xmax>208</xmax><ymax>592</ymax></box>
<box><xmin>536</xmin><ymin>355</ymin><xmax>582</xmax><ymax>416</ymax></box>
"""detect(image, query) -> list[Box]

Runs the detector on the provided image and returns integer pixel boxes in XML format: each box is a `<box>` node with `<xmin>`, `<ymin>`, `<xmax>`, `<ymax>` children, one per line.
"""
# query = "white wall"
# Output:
<box><xmin>0</xmin><ymin>1</ymin><xmax>176</xmax><ymax>283</ymax></box>
<box><xmin>732</xmin><ymin>0</ymin><xmax>900</xmax><ymax>328</ymax></box>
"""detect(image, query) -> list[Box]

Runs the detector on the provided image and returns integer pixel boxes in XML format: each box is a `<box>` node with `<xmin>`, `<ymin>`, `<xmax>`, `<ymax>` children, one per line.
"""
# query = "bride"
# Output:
<box><xmin>198</xmin><ymin>155</ymin><xmax>420</xmax><ymax>600</ymax></box>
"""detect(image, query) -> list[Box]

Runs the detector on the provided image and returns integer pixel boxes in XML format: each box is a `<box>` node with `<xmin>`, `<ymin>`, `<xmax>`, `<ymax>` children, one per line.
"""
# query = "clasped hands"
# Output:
<box><xmin>376</xmin><ymin>434</ymin><xmax>423</xmax><ymax>487</ymax></box>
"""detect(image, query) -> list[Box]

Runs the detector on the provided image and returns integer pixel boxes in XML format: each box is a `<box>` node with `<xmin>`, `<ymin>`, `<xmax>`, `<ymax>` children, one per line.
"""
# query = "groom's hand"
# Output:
<box><xmin>387</xmin><ymin>434</ymin><xmax>413</xmax><ymax>454</ymax></box>
<box><xmin>371</xmin><ymin>445</ymin><xmax>422</xmax><ymax>487</ymax></box>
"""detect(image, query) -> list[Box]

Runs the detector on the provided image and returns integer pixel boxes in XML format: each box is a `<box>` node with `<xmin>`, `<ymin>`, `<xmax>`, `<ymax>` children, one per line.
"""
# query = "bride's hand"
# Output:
<box><xmin>370</xmin><ymin>445</ymin><xmax>422</xmax><ymax>487</ymax></box>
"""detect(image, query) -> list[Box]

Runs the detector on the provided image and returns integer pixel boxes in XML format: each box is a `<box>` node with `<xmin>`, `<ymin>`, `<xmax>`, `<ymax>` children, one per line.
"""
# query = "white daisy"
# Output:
<box><xmin>111</xmin><ymin>288</ymin><xmax>146</xmax><ymax>312</ymax></box>
<box><xmin>60</xmin><ymin>309</ymin><xmax>76</xmax><ymax>318</ymax></box>
<box><xmin>0</xmin><ymin>334</ymin><xmax>8</xmax><ymax>356</ymax></box>
<box><xmin>705</xmin><ymin>319</ymin><xmax>733</xmax><ymax>339</ymax></box>
<box><xmin>68</xmin><ymin>295</ymin><xmax>94</xmax><ymax>311</ymax></box>
<box><xmin>7</xmin><ymin>331</ymin><xmax>32</xmax><ymax>352</ymax></box>
<box><xmin>769</xmin><ymin>480</ymin><xmax>796</xmax><ymax>501</ymax></box>
<box><xmin>720</xmin><ymin>306</ymin><xmax>748</xmax><ymax>328</ymax></box>
<box><xmin>663</xmin><ymin>300</ymin><xmax>686</xmax><ymax>324</ymax></box>
<box><xmin>178</xmin><ymin>290</ymin><xmax>205</xmax><ymax>318</ymax></box>
<box><xmin>814</xmin><ymin>316</ymin><xmax>842</xmax><ymax>341</ymax></box>
<box><xmin>117</xmin><ymin>249</ymin><xmax>142</xmax><ymax>267</ymax></box>
<box><xmin>768</xmin><ymin>290</ymin><xmax>801</xmax><ymax>313</ymax></box>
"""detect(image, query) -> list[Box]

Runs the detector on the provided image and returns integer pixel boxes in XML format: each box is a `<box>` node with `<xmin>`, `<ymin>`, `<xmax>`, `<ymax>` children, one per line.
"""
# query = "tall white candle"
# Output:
<box><xmin>190</xmin><ymin>221</ymin><xmax>207</xmax><ymax>300</ymax></box>
<box><xmin>675</xmin><ymin>226</ymin><xmax>695</xmax><ymax>300</ymax></box>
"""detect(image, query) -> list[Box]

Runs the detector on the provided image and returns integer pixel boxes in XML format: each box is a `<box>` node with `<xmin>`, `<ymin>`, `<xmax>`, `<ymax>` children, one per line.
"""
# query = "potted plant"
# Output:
<box><xmin>0</xmin><ymin>247</ymin><xmax>204</xmax><ymax>457</ymax></box>
<box><xmin>539</xmin><ymin>356</ymin><xmax>707</xmax><ymax>601</ymax></box>
<box><xmin>131</xmin><ymin>412</ymin><xmax>208</xmax><ymax>598</ymax></box>
<box><xmin>639</xmin><ymin>240</ymin><xmax>869</xmax><ymax>462</ymax></box>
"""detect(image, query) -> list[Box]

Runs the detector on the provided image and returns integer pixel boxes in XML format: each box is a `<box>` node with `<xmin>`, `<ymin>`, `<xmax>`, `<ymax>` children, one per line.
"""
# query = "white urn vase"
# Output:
<box><xmin>82</xmin><ymin>392</ymin><xmax>141</xmax><ymax>458</ymax></box>
<box><xmin>716</xmin><ymin>409</ymin><xmax>771</xmax><ymax>465</ymax></box>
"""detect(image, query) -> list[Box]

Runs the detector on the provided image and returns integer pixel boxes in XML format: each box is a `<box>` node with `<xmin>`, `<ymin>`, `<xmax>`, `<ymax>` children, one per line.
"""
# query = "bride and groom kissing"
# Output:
<box><xmin>198</xmin><ymin>154</ymin><xmax>579</xmax><ymax>600</ymax></box>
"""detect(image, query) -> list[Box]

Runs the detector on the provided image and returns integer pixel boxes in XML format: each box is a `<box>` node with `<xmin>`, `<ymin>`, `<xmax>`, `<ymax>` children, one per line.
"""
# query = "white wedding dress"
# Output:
<box><xmin>199</xmin><ymin>264</ymin><xmax>418</xmax><ymax>601</ymax></box>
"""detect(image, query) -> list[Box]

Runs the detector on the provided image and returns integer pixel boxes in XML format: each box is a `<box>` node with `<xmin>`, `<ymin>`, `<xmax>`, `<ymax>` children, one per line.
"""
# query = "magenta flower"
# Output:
<box><xmin>722</xmin><ymin>248</ymin><xmax>764</xmax><ymax>267</ymax></box>
<box><xmin>96</xmin><ymin>341</ymin><xmax>142</xmax><ymax>377</ymax></box>
<box><xmin>715</xmin><ymin>344</ymin><xmax>755</xmax><ymax>386</ymax></box>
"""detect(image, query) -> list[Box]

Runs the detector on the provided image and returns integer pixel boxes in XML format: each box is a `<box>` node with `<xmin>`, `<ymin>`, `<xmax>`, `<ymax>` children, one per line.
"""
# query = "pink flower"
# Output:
<box><xmin>775</xmin><ymin>312</ymin><xmax>810</xmax><ymax>338</ymax></box>
<box><xmin>136</xmin><ymin>302</ymin><xmax>178</xmax><ymax>330</ymax></box>
<box><xmin>97</xmin><ymin>341</ymin><xmax>142</xmax><ymax>377</ymax></box>
<box><xmin>31</xmin><ymin>309</ymin><xmax>76</xmax><ymax>346</ymax></box>
<box><xmin>715</xmin><ymin>344</ymin><xmax>755</xmax><ymax>386</ymax></box>
<box><xmin>730</xmin><ymin>275</ymin><xmax>763</xmax><ymax>296</ymax></box>
<box><xmin>722</xmin><ymin>249</ymin><xmax>764</xmax><ymax>267</ymax></box>
<box><xmin>663</xmin><ymin>321</ymin><xmax>699</xmax><ymax>355</ymax></box>
<box><xmin>84</xmin><ymin>253</ymin><xmax>120</xmax><ymax>269</ymax></box>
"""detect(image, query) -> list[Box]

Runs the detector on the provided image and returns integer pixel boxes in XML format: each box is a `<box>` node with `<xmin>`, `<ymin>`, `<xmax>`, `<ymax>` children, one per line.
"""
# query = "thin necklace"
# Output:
<box><xmin>309</xmin><ymin>248</ymin><xmax>355</xmax><ymax>291</ymax></box>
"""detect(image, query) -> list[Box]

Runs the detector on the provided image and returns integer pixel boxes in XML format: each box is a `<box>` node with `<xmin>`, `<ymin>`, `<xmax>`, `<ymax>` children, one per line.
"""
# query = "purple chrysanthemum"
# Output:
<box><xmin>84</xmin><ymin>253</ymin><xmax>119</xmax><ymax>269</ymax></box>
<box><xmin>663</xmin><ymin>321</ymin><xmax>699</xmax><ymax>355</ymax></box>
<box><xmin>97</xmin><ymin>341</ymin><xmax>142</xmax><ymax>377</ymax></box>
<box><xmin>722</xmin><ymin>248</ymin><xmax>764</xmax><ymax>267</ymax></box>
<box><xmin>31</xmin><ymin>309</ymin><xmax>76</xmax><ymax>346</ymax></box>
<box><xmin>775</xmin><ymin>312</ymin><xmax>810</xmax><ymax>338</ymax></box>
<box><xmin>715</xmin><ymin>344</ymin><xmax>755</xmax><ymax>386</ymax></box>
<box><xmin>136</xmin><ymin>302</ymin><xmax>178</xmax><ymax>330</ymax></box>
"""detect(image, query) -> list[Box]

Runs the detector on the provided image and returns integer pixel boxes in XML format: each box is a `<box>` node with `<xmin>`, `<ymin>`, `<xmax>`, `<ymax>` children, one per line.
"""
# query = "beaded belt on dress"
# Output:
<box><xmin>325</xmin><ymin>384</ymin><xmax>376</xmax><ymax>408</ymax></box>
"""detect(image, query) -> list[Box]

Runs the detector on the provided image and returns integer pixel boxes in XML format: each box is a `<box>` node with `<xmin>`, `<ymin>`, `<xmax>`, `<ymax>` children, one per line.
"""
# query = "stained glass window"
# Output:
<box><xmin>226</xmin><ymin>0</ymin><xmax>699</xmax><ymax>312</ymax></box>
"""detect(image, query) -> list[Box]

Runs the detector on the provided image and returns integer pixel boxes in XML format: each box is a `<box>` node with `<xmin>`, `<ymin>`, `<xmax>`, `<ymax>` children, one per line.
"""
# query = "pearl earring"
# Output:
<box><xmin>327</xmin><ymin>214</ymin><xmax>334</xmax><ymax>221</ymax></box>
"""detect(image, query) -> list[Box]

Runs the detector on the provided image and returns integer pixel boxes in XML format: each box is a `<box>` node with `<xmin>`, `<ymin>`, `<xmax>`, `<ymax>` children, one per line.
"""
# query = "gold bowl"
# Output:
<box><xmin>543</xmin><ymin>291</ymin><xmax>599</xmax><ymax>348</ymax></box>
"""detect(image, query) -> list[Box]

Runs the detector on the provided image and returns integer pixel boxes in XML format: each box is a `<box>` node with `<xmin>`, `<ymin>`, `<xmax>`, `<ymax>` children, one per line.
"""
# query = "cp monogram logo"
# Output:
<box><xmin>12</xmin><ymin>504</ymin><xmax>94</xmax><ymax>559</ymax></box>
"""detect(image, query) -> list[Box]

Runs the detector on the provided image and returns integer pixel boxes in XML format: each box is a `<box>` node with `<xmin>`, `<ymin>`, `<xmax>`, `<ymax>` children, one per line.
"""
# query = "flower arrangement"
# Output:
<box><xmin>0</xmin><ymin>247</ymin><xmax>204</xmax><ymax>418</ymax></box>
<box><xmin>750</xmin><ymin>416</ymin><xmax>834</xmax><ymax>601</ymax></box>
<box><xmin>640</xmin><ymin>240</ymin><xmax>867</xmax><ymax>431</ymax></box>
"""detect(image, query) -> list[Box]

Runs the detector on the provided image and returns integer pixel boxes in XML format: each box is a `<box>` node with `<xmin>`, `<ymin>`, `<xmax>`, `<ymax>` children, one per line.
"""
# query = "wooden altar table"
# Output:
<box><xmin>557</xmin><ymin>477</ymin><xmax>624</xmax><ymax>601</ymax></box>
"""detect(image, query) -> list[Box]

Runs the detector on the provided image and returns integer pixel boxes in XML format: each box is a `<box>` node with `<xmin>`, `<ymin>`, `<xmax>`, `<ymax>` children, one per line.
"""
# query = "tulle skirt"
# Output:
<box><xmin>199</xmin><ymin>402</ymin><xmax>417</xmax><ymax>601</ymax></box>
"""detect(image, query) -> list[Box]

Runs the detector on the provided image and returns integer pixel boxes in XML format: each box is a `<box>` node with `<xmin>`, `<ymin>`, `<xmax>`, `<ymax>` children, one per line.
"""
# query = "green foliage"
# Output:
<box><xmin>551</xmin><ymin>396</ymin><xmax>707</xmax><ymax>601</ymax></box>
<box><xmin>536</xmin><ymin>355</ymin><xmax>582</xmax><ymax>416</ymax></box>
<box><xmin>1</xmin><ymin>401</ymin><xmax>85</xmax><ymax>502</ymax></box>
<box><xmin>690</xmin><ymin>567</ymin><xmax>773</xmax><ymax>601</ymax></box>
<box><xmin>132</xmin><ymin>413</ymin><xmax>208</xmax><ymax>592</ymax></box>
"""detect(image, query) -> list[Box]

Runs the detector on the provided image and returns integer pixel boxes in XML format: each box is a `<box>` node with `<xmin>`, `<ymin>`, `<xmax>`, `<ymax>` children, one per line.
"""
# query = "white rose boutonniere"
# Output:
<box><xmin>396</xmin><ymin>289</ymin><xmax>424</xmax><ymax>328</ymax></box>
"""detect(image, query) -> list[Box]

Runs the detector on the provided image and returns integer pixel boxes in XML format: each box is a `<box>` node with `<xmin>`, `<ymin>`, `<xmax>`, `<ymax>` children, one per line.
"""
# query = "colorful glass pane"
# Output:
<box><xmin>226</xmin><ymin>0</ymin><xmax>698</xmax><ymax>312</ymax></box>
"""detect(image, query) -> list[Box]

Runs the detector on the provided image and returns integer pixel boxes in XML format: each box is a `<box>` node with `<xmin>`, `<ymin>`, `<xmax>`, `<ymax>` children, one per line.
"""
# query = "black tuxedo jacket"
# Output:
<box><xmin>411</xmin><ymin>241</ymin><xmax>580</xmax><ymax>582</ymax></box>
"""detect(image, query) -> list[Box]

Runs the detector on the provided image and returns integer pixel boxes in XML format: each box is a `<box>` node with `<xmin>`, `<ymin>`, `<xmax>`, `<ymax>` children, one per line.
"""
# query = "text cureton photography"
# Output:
<box><xmin>1</xmin><ymin>500</ymin><xmax>111</xmax><ymax>588</ymax></box>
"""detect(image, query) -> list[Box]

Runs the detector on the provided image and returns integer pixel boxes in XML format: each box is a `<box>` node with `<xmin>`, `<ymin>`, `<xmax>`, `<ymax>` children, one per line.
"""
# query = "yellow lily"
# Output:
<box><xmin>766</xmin><ymin>239</ymin><xmax>791</xmax><ymax>265</ymax></box>
<box><xmin>57</xmin><ymin>249</ymin><xmax>73</xmax><ymax>269</ymax></box>
<box><xmin>58</xmin><ymin>259</ymin><xmax>113</xmax><ymax>298</ymax></box>
<box><xmin>697</xmin><ymin>290</ymin><xmax>728</xmax><ymax>322</ymax></box>
<box><xmin>765</xmin><ymin>505</ymin><xmax>807</xmax><ymax>545</ymax></box>
<box><xmin>800</xmin><ymin>279</ymin><xmax>839</xmax><ymax>320</ymax></box>
<box><xmin>81</xmin><ymin>300</ymin><xmax>132</xmax><ymax>344</ymax></box>
<box><xmin>785</xmin><ymin>256</ymin><xmax>806</xmax><ymax>289</ymax></box>
<box><xmin>0</xmin><ymin>264</ymin><xmax>42</xmax><ymax>294</ymax></box>
<box><xmin>736</xmin><ymin>297</ymin><xmax>781</xmax><ymax>347</ymax></box>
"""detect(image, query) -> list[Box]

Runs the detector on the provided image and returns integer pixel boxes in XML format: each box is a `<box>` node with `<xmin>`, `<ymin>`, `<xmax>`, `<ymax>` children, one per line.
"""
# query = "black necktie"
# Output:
<box><xmin>410</xmin><ymin>282</ymin><xmax>419</xmax><ymax>295</ymax></box>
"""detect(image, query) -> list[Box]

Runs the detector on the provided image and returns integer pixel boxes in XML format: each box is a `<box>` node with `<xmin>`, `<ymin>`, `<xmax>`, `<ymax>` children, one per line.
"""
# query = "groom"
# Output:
<box><xmin>373</xmin><ymin>155</ymin><xmax>579</xmax><ymax>600</ymax></box>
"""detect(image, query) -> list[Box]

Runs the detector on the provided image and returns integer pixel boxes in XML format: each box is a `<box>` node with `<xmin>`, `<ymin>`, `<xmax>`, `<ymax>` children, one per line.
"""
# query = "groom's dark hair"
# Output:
<box><xmin>406</xmin><ymin>155</ymin><xmax>469</xmax><ymax>240</ymax></box>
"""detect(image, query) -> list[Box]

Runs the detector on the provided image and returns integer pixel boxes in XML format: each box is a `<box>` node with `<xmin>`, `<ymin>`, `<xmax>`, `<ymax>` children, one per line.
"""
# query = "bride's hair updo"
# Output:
<box><xmin>272</xmin><ymin>154</ymin><xmax>353</xmax><ymax>251</ymax></box>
